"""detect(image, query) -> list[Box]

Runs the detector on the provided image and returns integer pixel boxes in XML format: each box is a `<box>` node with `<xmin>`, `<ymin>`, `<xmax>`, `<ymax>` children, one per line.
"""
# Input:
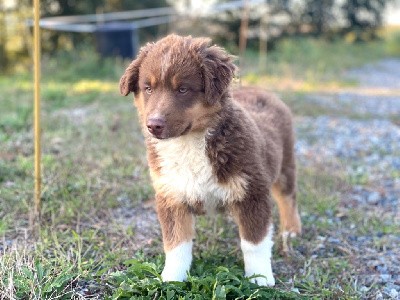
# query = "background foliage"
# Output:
<box><xmin>211</xmin><ymin>0</ymin><xmax>394</xmax><ymax>50</ymax></box>
<box><xmin>0</xmin><ymin>0</ymin><xmax>395</xmax><ymax>73</ymax></box>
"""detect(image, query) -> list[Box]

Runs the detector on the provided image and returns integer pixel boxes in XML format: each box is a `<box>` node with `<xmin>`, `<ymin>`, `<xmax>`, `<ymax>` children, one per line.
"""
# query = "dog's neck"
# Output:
<box><xmin>149</xmin><ymin>119</ymin><xmax>248</xmax><ymax>208</ymax></box>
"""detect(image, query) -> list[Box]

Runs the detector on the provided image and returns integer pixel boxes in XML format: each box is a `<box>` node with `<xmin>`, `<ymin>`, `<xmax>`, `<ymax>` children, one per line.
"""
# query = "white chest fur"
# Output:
<box><xmin>151</xmin><ymin>132</ymin><xmax>247</xmax><ymax>210</ymax></box>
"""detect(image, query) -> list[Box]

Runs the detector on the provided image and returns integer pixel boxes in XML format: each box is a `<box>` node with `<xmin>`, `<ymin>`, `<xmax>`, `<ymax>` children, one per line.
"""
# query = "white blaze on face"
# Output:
<box><xmin>161</xmin><ymin>241</ymin><xmax>193</xmax><ymax>282</ymax></box>
<box><xmin>160</xmin><ymin>49</ymin><xmax>172</xmax><ymax>81</ymax></box>
<box><xmin>241</xmin><ymin>224</ymin><xmax>275</xmax><ymax>286</ymax></box>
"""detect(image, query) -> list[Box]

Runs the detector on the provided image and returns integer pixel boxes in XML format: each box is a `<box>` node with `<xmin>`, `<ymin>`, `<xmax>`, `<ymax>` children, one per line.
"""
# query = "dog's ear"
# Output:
<box><xmin>119</xmin><ymin>43</ymin><xmax>154</xmax><ymax>96</ymax></box>
<box><xmin>201</xmin><ymin>44</ymin><xmax>237</xmax><ymax>105</ymax></box>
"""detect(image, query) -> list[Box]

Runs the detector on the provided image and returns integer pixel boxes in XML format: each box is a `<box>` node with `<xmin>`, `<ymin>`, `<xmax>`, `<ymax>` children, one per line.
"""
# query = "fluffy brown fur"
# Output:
<box><xmin>119</xmin><ymin>34</ymin><xmax>301</xmax><ymax>284</ymax></box>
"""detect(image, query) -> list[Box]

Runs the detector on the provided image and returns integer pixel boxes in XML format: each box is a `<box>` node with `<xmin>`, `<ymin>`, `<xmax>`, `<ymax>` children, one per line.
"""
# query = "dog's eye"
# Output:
<box><xmin>178</xmin><ymin>87</ymin><xmax>188</xmax><ymax>94</ymax></box>
<box><xmin>145</xmin><ymin>86</ymin><xmax>152</xmax><ymax>94</ymax></box>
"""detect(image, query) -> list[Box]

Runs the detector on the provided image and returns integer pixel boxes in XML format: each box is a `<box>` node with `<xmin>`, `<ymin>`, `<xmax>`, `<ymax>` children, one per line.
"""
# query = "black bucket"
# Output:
<box><xmin>95</xmin><ymin>22</ymin><xmax>138</xmax><ymax>58</ymax></box>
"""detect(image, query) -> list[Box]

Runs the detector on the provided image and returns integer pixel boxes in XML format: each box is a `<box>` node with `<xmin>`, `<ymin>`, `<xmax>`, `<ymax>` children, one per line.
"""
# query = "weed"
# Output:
<box><xmin>107</xmin><ymin>256</ymin><xmax>303</xmax><ymax>300</ymax></box>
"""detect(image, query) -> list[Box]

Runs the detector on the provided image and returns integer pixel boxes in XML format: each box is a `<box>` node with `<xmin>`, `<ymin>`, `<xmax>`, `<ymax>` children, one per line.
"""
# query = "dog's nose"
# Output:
<box><xmin>147</xmin><ymin>117</ymin><xmax>166</xmax><ymax>137</ymax></box>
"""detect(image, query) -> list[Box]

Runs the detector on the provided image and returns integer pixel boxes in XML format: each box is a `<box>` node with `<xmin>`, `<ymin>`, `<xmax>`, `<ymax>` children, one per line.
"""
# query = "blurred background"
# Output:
<box><xmin>1</xmin><ymin>1</ymin><xmax>400</xmax><ymax>299</ymax></box>
<box><xmin>1</xmin><ymin>0</ymin><xmax>400</xmax><ymax>73</ymax></box>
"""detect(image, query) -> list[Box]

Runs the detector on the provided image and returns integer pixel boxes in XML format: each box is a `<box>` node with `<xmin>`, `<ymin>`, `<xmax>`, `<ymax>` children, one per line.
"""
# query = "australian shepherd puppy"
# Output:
<box><xmin>119</xmin><ymin>34</ymin><xmax>301</xmax><ymax>286</ymax></box>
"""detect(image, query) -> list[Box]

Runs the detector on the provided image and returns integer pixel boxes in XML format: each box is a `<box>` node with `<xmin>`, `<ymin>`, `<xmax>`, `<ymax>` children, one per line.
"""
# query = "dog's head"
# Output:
<box><xmin>119</xmin><ymin>34</ymin><xmax>236</xmax><ymax>139</ymax></box>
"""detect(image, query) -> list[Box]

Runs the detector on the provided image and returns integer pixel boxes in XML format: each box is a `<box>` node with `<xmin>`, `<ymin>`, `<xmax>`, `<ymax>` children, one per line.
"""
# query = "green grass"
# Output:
<box><xmin>1</xmin><ymin>32</ymin><xmax>399</xmax><ymax>299</ymax></box>
<box><xmin>108</xmin><ymin>256</ymin><xmax>304</xmax><ymax>299</ymax></box>
<box><xmin>242</xmin><ymin>29</ymin><xmax>398</xmax><ymax>84</ymax></box>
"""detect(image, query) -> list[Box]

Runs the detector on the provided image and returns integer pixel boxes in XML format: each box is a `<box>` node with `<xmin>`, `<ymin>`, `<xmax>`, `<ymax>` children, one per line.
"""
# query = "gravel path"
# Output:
<box><xmin>295</xmin><ymin>58</ymin><xmax>400</xmax><ymax>299</ymax></box>
<box><xmin>346</xmin><ymin>59</ymin><xmax>400</xmax><ymax>89</ymax></box>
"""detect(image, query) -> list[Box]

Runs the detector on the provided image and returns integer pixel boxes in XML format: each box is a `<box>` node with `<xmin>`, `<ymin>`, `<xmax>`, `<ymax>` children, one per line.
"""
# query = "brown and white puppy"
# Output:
<box><xmin>119</xmin><ymin>34</ymin><xmax>301</xmax><ymax>286</ymax></box>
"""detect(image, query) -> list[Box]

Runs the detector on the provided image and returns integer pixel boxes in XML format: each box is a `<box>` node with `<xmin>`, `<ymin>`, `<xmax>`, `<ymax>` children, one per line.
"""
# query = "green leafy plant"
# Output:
<box><xmin>107</xmin><ymin>258</ymin><xmax>303</xmax><ymax>300</ymax></box>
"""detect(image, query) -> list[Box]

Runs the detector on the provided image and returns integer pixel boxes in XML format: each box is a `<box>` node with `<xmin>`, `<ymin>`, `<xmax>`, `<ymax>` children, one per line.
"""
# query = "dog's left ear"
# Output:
<box><xmin>119</xmin><ymin>42</ymin><xmax>154</xmax><ymax>96</ymax></box>
<box><xmin>201</xmin><ymin>45</ymin><xmax>237</xmax><ymax>105</ymax></box>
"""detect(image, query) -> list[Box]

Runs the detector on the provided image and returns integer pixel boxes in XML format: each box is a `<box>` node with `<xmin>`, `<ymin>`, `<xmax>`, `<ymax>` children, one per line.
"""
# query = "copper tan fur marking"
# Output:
<box><xmin>119</xmin><ymin>34</ymin><xmax>301</xmax><ymax>285</ymax></box>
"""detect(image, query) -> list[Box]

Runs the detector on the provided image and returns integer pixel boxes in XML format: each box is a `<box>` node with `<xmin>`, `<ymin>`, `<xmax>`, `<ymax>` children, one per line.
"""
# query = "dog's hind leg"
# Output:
<box><xmin>156</xmin><ymin>195</ymin><xmax>195</xmax><ymax>282</ymax></box>
<box><xmin>271</xmin><ymin>168</ymin><xmax>301</xmax><ymax>253</ymax></box>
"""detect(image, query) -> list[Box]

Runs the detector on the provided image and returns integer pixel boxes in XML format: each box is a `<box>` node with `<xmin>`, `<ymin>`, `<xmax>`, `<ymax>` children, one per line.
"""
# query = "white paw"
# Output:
<box><xmin>161</xmin><ymin>241</ymin><xmax>192</xmax><ymax>282</ymax></box>
<box><xmin>249</xmin><ymin>274</ymin><xmax>276</xmax><ymax>286</ymax></box>
<box><xmin>241</xmin><ymin>225</ymin><xmax>275</xmax><ymax>287</ymax></box>
<box><xmin>161</xmin><ymin>266</ymin><xmax>188</xmax><ymax>282</ymax></box>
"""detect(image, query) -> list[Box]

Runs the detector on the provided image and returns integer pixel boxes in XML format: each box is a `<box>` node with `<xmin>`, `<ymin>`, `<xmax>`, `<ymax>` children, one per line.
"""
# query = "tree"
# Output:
<box><xmin>342</xmin><ymin>0</ymin><xmax>390</xmax><ymax>29</ymax></box>
<box><xmin>302</xmin><ymin>0</ymin><xmax>335</xmax><ymax>35</ymax></box>
<box><xmin>0</xmin><ymin>1</ymin><xmax>7</xmax><ymax>71</ymax></box>
<box><xmin>209</xmin><ymin>0</ymin><xmax>393</xmax><ymax>50</ymax></box>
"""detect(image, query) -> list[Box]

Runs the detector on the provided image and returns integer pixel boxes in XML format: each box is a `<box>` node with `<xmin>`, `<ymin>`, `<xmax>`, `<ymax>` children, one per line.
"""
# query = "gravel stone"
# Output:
<box><xmin>388</xmin><ymin>289</ymin><xmax>399</xmax><ymax>299</ymax></box>
<box><xmin>376</xmin><ymin>291</ymin><xmax>384</xmax><ymax>300</ymax></box>
<box><xmin>295</xmin><ymin>116</ymin><xmax>400</xmax><ymax>184</ymax></box>
<box><xmin>345</xmin><ymin>59</ymin><xmax>400</xmax><ymax>89</ymax></box>
<box><xmin>367</xmin><ymin>191</ymin><xmax>382</xmax><ymax>204</ymax></box>
<box><xmin>293</xmin><ymin>59</ymin><xmax>400</xmax><ymax>296</ymax></box>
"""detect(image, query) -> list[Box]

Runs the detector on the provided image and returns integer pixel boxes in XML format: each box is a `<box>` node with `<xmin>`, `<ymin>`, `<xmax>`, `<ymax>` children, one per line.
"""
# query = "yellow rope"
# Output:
<box><xmin>33</xmin><ymin>0</ymin><xmax>41</xmax><ymax>222</ymax></box>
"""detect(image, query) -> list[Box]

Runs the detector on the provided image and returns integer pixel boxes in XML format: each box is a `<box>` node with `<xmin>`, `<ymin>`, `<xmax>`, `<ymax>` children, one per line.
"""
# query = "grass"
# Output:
<box><xmin>1</xmin><ymin>31</ymin><xmax>399</xmax><ymax>299</ymax></box>
<box><xmin>242</xmin><ymin>27</ymin><xmax>400</xmax><ymax>93</ymax></box>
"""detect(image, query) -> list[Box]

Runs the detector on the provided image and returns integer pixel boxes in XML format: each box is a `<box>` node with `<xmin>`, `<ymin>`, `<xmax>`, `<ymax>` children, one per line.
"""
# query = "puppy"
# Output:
<box><xmin>119</xmin><ymin>34</ymin><xmax>301</xmax><ymax>286</ymax></box>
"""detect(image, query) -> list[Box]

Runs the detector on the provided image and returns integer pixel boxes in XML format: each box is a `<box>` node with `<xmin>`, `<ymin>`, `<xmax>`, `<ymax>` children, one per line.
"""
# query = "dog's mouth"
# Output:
<box><xmin>180</xmin><ymin>123</ymin><xmax>192</xmax><ymax>135</ymax></box>
<box><xmin>150</xmin><ymin>123</ymin><xmax>192</xmax><ymax>140</ymax></box>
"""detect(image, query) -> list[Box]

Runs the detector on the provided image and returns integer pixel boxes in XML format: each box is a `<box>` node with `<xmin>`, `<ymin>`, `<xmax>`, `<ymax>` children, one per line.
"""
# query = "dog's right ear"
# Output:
<box><xmin>119</xmin><ymin>43</ymin><xmax>154</xmax><ymax>96</ymax></box>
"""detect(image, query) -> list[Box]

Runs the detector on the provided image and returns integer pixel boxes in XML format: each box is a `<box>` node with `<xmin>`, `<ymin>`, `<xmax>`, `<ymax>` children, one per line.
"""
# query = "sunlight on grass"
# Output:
<box><xmin>244</xmin><ymin>73</ymin><xmax>400</xmax><ymax>94</ymax></box>
<box><xmin>0</xmin><ymin>76</ymin><xmax>33</xmax><ymax>92</ymax></box>
<box><xmin>72</xmin><ymin>80</ymin><xmax>117</xmax><ymax>93</ymax></box>
<box><xmin>42</xmin><ymin>80</ymin><xmax>118</xmax><ymax>94</ymax></box>
<box><xmin>243</xmin><ymin>73</ymin><xmax>357</xmax><ymax>93</ymax></box>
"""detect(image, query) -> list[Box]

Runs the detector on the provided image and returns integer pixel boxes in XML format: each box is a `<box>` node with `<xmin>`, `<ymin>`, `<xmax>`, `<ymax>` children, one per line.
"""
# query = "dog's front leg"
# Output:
<box><xmin>232</xmin><ymin>196</ymin><xmax>275</xmax><ymax>286</ymax></box>
<box><xmin>156</xmin><ymin>195</ymin><xmax>194</xmax><ymax>282</ymax></box>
